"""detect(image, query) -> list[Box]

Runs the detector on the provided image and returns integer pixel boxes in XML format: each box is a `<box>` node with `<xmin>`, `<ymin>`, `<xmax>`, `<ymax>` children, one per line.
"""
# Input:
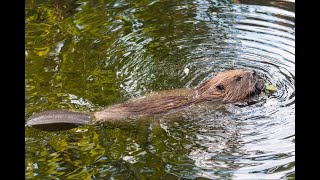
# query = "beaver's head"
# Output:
<box><xmin>196</xmin><ymin>69</ymin><xmax>265</xmax><ymax>103</ymax></box>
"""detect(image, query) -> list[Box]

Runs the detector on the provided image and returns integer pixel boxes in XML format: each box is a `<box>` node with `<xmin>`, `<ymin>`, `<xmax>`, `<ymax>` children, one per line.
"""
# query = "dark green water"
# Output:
<box><xmin>25</xmin><ymin>0</ymin><xmax>295</xmax><ymax>179</ymax></box>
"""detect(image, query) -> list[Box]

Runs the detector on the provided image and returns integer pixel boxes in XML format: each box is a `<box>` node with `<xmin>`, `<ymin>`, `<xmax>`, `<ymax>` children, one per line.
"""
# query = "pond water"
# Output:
<box><xmin>25</xmin><ymin>0</ymin><xmax>295</xmax><ymax>179</ymax></box>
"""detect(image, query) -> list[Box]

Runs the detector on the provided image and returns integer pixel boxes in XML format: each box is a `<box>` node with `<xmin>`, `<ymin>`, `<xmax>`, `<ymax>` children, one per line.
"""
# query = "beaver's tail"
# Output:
<box><xmin>27</xmin><ymin>110</ymin><xmax>94</xmax><ymax>131</ymax></box>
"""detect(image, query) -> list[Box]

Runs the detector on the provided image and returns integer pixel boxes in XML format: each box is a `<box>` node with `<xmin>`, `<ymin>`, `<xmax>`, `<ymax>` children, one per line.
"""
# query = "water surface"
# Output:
<box><xmin>25</xmin><ymin>0</ymin><xmax>295</xmax><ymax>179</ymax></box>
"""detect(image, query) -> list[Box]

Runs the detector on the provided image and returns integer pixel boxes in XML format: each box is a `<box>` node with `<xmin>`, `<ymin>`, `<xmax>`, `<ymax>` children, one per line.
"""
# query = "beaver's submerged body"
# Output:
<box><xmin>27</xmin><ymin>69</ymin><xmax>265</xmax><ymax>128</ymax></box>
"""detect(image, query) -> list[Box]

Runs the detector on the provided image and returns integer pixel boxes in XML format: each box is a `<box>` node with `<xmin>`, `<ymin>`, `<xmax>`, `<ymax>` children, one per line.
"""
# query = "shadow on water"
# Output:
<box><xmin>26</xmin><ymin>0</ymin><xmax>294</xmax><ymax>179</ymax></box>
<box><xmin>30</xmin><ymin>123</ymin><xmax>81</xmax><ymax>132</ymax></box>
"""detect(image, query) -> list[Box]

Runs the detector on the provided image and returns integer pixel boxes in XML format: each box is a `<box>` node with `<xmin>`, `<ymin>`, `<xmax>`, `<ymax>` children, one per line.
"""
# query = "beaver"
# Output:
<box><xmin>27</xmin><ymin>69</ymin><xmax>265</xmax><ymax>130</ymax></box>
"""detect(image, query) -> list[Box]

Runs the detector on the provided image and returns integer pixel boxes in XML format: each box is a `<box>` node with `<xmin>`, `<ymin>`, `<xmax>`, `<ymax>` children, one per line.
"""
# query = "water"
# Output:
<box><xmin>25</xmin><ymin>0</ymin><xmax>295</xmax><ymax>179</ymax></box>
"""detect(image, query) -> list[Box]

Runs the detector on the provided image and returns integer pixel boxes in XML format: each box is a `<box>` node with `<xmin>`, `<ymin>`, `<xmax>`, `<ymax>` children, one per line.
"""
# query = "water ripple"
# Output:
<box><xmin>177</xmin><ymin>2</ymin><xmax>294</xmax><ymax>179</ymax></box>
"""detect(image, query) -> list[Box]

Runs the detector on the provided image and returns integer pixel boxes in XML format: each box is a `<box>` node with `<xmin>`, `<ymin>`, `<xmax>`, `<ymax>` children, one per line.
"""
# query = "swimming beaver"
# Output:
<box><xmin>27</xmin><ymin>69</ymin><xmax>265</xmax><ymax>129</ymax></box>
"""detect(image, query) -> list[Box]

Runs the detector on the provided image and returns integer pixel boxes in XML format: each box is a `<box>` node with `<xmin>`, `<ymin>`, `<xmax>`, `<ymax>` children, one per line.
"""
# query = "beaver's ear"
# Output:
<box><xmin>216</xmin><ymin>85</ymin><xmax>224</xmax><ymax>91</ymax></box>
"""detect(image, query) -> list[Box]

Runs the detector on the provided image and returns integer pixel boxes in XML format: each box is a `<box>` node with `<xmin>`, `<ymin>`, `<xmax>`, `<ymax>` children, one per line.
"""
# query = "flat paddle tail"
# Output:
<box><xmin>27</xmin><ymin>110</ymin><xmax>94</xmax><ymax>131</ymax></box>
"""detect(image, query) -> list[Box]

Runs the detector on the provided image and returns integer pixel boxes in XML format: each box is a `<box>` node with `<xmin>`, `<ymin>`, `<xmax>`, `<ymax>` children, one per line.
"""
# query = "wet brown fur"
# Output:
<box><xmin>94</xmin><ymin>69</ymin><xmax>263</xmax><ymax>122</ymax></box>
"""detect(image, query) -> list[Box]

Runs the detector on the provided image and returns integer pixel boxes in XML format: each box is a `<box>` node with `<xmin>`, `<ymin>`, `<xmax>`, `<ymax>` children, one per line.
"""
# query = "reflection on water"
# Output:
<box><xmin>25</xmin><ymin>0</ymin><xmax>294</xmax><ymax>179</ymax></box>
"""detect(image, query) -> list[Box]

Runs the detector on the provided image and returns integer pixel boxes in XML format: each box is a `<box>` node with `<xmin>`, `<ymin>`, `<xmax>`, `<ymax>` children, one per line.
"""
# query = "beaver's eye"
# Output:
<box><xmin>216</xmin><ymin>85</ymin><xmax>224</xmax><ymax>91</ymax></box>
<box><xmin>235</xmin><ymin>76</ymin><xmax>242</xmax><ymax>81</ymax></box>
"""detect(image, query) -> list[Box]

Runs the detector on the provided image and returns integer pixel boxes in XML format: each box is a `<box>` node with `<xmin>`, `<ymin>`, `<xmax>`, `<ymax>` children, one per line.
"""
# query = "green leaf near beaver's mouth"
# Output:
<box><xmin>264</xmin><ymin>83</ymin><xmax>277</xmax><ymax>94</ymax></box>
